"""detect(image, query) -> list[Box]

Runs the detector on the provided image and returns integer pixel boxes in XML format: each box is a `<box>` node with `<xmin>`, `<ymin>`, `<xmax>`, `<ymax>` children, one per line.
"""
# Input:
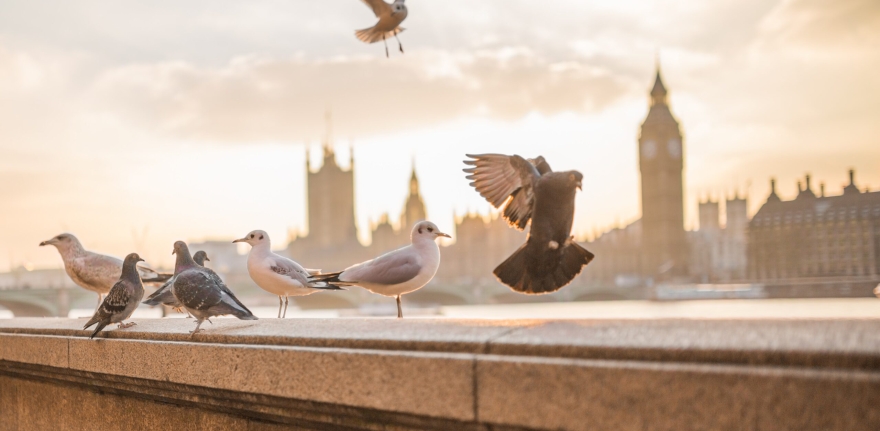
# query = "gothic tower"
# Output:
<box><xmin>638</xmin><ymin>64</ymin><xmax>688</xmax><ymax>277</ymax></box>
<box><xmin>305</xmin><ymin>113</ymin><xmax>360</xmax><ymax>248</ymax></box>
<box><xmin>400</xmin><ymin>162</ymin><xmax>427</xmax><ymax>229</ymax></box>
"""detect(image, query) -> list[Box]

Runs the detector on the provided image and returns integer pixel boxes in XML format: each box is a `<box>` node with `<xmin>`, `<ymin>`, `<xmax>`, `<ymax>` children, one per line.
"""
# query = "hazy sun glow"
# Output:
<box><xmin>0</xmin><ymin>0</ymin><xmax>878</xmax><ymax>270</ymax></box>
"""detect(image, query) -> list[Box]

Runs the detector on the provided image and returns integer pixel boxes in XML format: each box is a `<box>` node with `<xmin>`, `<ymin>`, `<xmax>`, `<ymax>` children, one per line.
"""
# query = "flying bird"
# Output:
<box><xmin>39</xmin><ymin>233</ymin><xmax>171</xmax><ymax>312</ymax></box>
<box><xmin>355</xmin><ymin>0</ymin><xmax>408</xmax><ymax>58</ymax></box>
<box><xmin>233</xmin><ymin>230</ymin><xmax>345</xmax><ymax>318</ymax></box>
<box><xmin>170</xmin><ymin>241</ymin><xmax>257</xmax><ymax>336</ymax></box>
<box><xmin>83</xmin><ymin>253</ymin><xmax>146</xmax><ymax>339</ymax></box>
<box><xmin>463</xmin><ymin>154</ymin><xmax>595</xmax><ymax>294</ymax></box>
<box><xmin>143</xmin><ymin>250</ymin><xmax>210</xmax><ymax>316</ymax></box>
<box><xmin>311</xmin><ymin>221</ymin><xmax>450</xmax><ymax>318</ymax></box>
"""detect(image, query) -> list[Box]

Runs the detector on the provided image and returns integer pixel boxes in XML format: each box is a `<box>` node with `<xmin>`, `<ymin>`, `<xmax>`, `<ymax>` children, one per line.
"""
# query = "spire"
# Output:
<box><xmin>322</xmin><ymin>110</ymin><xmax>334</xmax><ymax>161</ymax></box>
<box><xmin>650</xmin><ymin>59</ymin><xmax>668</xmax><ymax>106</ymax></box>
<box><xmin>844</xmin><ymin>168</ymin><xmax>860</xmax><ymax>195</ymax></box>
<box><xmin>798</xmin><ymin>174</ymin><xmax>816</xmax><ymax>199</ymax></box>
<box><xmin>767</xmin><ymin>178</ymin><xmax>781</xmax><ymax>203</ymax></box>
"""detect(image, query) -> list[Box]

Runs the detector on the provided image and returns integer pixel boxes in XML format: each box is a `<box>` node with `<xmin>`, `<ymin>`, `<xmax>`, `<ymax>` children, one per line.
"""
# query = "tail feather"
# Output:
<box><xmin>84</xmin><ymin>317</ymin><xmax>108</xmax><ymax>339</ymax></box>
<box><xmin>308</xmin><ymin>272</ymin><xmax>356</xmax><ymax>289</ymax></box>
<box><xmin>493</xmin><ymin>241</ymin><xmax>594</xmax><ymax>295</ymax></box>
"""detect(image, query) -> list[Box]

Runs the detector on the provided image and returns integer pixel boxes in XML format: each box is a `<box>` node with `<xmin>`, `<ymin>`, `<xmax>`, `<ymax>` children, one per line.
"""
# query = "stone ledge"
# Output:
<box><xmin>1</xmin><ymin>318</ymin><xmax>880</xmax><ymax>430</ymax></box>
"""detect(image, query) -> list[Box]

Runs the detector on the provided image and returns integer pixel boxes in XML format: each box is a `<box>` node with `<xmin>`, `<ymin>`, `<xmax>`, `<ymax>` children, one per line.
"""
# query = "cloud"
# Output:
<box><xmin>84</xmin><ymin>49</ymin><xmax>629</xmax><ymax>143</ymax></box>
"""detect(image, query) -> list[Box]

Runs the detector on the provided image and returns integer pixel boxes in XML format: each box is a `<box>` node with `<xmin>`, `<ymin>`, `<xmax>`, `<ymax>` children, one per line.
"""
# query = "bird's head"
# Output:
<box><xmin>233</xmin><ymin>230</ymin><xmax>269</xmax><ymax>247</ymax></box>
<box><xmin>412</xmin><ymin>220</ymin><xmax>451</xmax><ymax>242</ymax></box>
<box><xmin>393</xmin><ymin>0</ymin><xmax>406</xmax><ymax>12</ymax></box>
<box><xmin>193</xmin><ymin>251</ymin><xmax>210</xmax><ymax>265</ymax></box>
<box><xmin>567</xmin><ymin>171</ymin><xmax>584</xmax><ymax>191</ymax></box>
<box><xmin>171</xmin><ymin>241</ymin><xmax>189</xmax><ymax>256</ymax></box>
<box><xmin>123</xmin><ymin>253</ymin><xmax>145</xmax><ymax>265</ymax></box>
<box><xmin>39</xmin><ymin>233</ymin><xmax>80</xmax><ymax>250</ymax></box>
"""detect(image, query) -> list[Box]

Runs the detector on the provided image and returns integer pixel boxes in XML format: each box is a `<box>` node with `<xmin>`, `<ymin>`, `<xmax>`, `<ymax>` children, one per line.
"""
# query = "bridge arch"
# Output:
<box><xmin>0</xmin><ymin>298</ymin><xmax>58</xmax><ymax>317</ymax></box>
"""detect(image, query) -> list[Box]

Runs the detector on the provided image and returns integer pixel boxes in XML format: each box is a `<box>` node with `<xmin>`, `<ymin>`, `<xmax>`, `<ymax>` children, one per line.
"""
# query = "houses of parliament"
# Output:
<box><xmin>281</xmin><ymin>64</ymin><xmax>880</xmax><ymax>298</ymax></box>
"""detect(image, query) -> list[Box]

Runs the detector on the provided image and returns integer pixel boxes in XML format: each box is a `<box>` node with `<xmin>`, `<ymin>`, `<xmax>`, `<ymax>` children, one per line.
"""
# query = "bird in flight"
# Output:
<box><xmin>355</xmin><ymin>0</ymin><xmax>408</xmax><ymax>58</ymax></box>
<box><xmin>463</xmin><ymin>154</ymin><xmax>595</xmax><ymax>294</ymax></box>
<box><xmin>310</xmin><ymin>221</ymin><xmax>450</xmax><ymax>318</ymax></box>
<box><xmin>233</xmin><ymin>230</ymin><xmax>345</xmax><ymax>318</ymax></box>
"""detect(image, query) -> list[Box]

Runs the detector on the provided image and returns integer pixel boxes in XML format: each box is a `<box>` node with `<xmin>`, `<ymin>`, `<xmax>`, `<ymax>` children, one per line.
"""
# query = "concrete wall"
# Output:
<box><xmin>1</xmin><ymin>318</ymin><xmax>879</xmax><ymax>430</ymax></box>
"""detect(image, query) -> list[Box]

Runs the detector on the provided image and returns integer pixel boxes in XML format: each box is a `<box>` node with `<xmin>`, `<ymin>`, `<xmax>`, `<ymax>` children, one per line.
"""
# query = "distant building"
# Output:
<box><xmin>748</xmin><ymin>170</ymin><xmax>880</xmax><ymax>280</ymax></box>
<box><xmin>638</xmin><ymin>65</ymin><xmax>688</xmax><ymax>278</ymax></box>
<box><xmin>690</xmin><ymin>194</ymin><xmax>748</xmax><ymax>282</ymax></box>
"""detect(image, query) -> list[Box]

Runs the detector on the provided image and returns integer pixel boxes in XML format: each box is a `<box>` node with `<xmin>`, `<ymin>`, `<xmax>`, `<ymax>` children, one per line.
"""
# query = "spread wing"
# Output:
<box><xmin>341</xmin><ymin>249</ymin><xmax>421</xmax><ymax>286</ymax></box>
<box><xmin>360</xmin><ymin>0</ymin><xmax>391</xmax><ymax>17</ymax></box>
<box><xmin>463</xmin><ymin>154</ymin><xmax>544</xmax><ymax>230</ymax></box>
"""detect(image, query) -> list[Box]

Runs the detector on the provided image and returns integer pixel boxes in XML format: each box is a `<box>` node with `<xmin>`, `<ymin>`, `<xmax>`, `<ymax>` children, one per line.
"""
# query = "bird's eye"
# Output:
<box><xmin>249</xmin><ymin>234</ymin><xmax>254</xmax><ymax>239</ymax></box>
<box><xmin>418</xmin><ymin>228</ymin><xmax>423</xmax><ymax>234</ymax></box>
<box><xmin>428</xmin><ymin>227</ymin><xmax>434</xmax><ymax>232</ymax></box>
<box><xmin>259</xmin><ymin>235</ymin><xmax>264</xmax><ymax>240</ymax></box>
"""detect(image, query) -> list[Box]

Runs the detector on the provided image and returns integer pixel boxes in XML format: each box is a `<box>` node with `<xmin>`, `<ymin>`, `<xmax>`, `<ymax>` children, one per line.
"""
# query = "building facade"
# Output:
<box><xmin>748</xmin><ymin>171</ymin><xmax>880</xmax><ymax>280</ymax></box>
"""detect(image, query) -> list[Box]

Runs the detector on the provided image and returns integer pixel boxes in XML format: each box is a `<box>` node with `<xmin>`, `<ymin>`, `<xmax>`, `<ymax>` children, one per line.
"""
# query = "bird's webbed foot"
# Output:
<box><xmin>117</xmin><ymin>321</ymin><xmax>137</xmax><ymax>329</ymax></box>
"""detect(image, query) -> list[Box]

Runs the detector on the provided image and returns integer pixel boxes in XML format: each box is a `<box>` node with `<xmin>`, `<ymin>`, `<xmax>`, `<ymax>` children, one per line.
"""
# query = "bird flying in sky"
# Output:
<box><xmin>355</xmin><ymin>0</ymin><xmax>408</xmax><ymax>58</ymax></box>
<box><xmin>464</xmin><ymin>154</ymin><xmax>595</xmax><ymax>294</ymax></box>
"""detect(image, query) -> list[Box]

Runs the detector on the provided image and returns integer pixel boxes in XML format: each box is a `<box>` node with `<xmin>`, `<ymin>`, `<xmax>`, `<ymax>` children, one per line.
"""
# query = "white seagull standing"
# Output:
<box><xmin>355</xmin><ymin>0</ymin><xmax>408</xmax><ymax>58</ymax></box>
<box><xmin>311</xmin><ymin>221</ymin><xmax>450</xmax><ymax>318</ymax></box>
<box><xmin>233</xmin><ymin>230</ymin><xmax>345</xmax><ymax>318</ymax></box>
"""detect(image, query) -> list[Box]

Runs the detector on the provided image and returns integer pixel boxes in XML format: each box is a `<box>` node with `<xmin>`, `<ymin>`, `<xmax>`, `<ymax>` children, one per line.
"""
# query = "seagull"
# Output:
<box><xmin>39</xmin><ymin>233</ymin><xmax>171</xmax><ymax>312</ymax></box>
<box><xmin>355</xmin><ymin>0</ymin><xmax>408</xmax><ymax>58</ymax></box>
<box><xmin>311</xmin><ymin>221</ymin><xmax>450</xmax><ymax>318</ymax></box>
<box><xmin>143</xmin><ymin>250</ymin><xmax>210</xmax><ymax>316</ymax></box>
<box><xmin>463</xmin><ymin>154</ymin><xmax>595</xmax><ymax>294</ymax></box>
<box><xmin>233</xmin><ymin>230</ymin><xmax>345</xmax><ymax>318</ymax></box>
<box><xmin>83</xmin><ymin>253</ymin><xmax>146</xmax><ymax>339</ymax></box>
<box><xmin>170</xmin><ymin>241</ymin><xmax>257</xmax><ymax>336</ymax></box>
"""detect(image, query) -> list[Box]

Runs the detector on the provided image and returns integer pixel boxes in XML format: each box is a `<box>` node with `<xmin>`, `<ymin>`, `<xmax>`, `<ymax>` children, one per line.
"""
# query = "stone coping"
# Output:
<box><xmin>1</xmin><ymin>317</ymin><xmax>880</xmax><ymax>368</ymax></box>
<box><xmin>2</xmin><ymin>318</ymin><xmax>880</xmax><ymax>430</ymax></box>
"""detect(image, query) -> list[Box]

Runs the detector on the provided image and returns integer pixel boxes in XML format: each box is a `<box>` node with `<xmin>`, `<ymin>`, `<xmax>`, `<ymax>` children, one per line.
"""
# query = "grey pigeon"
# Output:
<box><xmin>356</xmin><ymin>0</ymin><xmax>408</xmax><ymax>58</ymax></box>
<box><xmin>170</xmin><ymin>241</ymin><xmax>257</xmax><ymax>336</ymax></box>
<box><xmin>40</xmin><ymin>233</ymin><xmax>172</xmax><ymax>311</ymax></box>
<box><xmin>464</xmin><ymin>154</ymin><xmax>595</xmax><ymax>294</ymax></box>
<box><xmin>143</xmin><ymin>250</ymin><xmax>210</xmax><ymax>316</ymax></box>
<box><xmin>83</xmin><ymin>253</ymin><xmax>146</xmax><ymax>339</ymax></box>
<box><xmin>233</xmin><ymin>230</ymin><xmax>344</xmax><ymax>319</ymax></box>
<box><xmin>310</xmin><ymin>221</ymin><xmax>450</xmax><ymax>318</ymax></box>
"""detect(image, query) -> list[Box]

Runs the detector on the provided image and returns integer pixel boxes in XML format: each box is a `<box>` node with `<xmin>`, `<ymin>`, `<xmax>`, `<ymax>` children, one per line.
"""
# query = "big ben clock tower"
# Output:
<box><xmin>638</xmin><ymin>65</ymin><xmax>688</xmax><ymax>279</ymax></box>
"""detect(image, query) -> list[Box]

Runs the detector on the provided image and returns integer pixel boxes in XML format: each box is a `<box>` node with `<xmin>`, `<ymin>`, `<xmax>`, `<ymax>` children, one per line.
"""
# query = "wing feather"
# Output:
<box><xmin>341</xmin><ymin>250</ymin><xmax>421</xmax><ymax>286</ymax></box>
<box><xmin>360</xmin><ymin>0</ymin><xmax>391</xmax><ymax>17</ymax></box>
<box><xmin>463</xmin><ymin>154</ymin><xmax>543</xmax><ymax>230</ymax></box>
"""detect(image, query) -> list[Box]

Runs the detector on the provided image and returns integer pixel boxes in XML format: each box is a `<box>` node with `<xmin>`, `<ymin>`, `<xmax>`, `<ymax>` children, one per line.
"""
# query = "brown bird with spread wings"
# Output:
<box><xmin>464</xmin><ymin>154</ymin><xmax>595</xmax><ymax>294</ymax></box>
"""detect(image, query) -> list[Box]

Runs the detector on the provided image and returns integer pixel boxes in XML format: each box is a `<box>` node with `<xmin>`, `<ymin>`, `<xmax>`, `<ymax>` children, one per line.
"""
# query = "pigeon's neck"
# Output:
<box><xmin>121</xmin><ymin>260</ymin><xmax>142</xmax><ymax>284</ymax></box>
<box><xmin>173</xmin><ymin>252</ymin><xmax>198</xmax><ymax>275</ymax></box>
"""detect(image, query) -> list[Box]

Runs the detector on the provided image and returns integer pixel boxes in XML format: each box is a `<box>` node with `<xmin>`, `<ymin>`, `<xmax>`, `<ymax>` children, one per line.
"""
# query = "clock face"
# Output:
<box><xmin>667</xmin><ymin>138</ymin><xmax>681</xmax><ymax>158</ymax></box>
<box><xmin>642</xmin><ymin>140</ymin><xmax>657</xmax><ymax>159</ymax></box>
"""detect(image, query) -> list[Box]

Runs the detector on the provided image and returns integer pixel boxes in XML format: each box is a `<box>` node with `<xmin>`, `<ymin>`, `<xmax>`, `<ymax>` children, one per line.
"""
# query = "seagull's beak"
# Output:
<box><xmin>39</xmin><ymin>240</ymin><xmax>50</xmax><ymax>246</ymax></box>
<box><xmin>232</xmin><ymin>238</ymin><xmax>246</xmax><ymax>244</ymax></box>
<box><xmin>437</xmin><ymin>232</ymin><xmax>451</xmax><ymax>239</ymax></box>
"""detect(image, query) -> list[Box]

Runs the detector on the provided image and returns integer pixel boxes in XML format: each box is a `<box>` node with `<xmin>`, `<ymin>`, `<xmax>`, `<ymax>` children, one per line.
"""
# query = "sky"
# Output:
<box><xmin>1</xmin><ymin>0</ymin><xmax>878</xmax><ymax>271</ymax></box>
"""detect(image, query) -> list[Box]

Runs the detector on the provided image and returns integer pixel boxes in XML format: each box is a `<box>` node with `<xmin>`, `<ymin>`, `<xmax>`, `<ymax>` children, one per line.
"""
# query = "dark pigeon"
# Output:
<box><xmin>464</xmin><ymin>154</ymin><xmax>595</xmax><ymax>294</ymax></box>
<box><xmin>83</xmin><ymin>253</ymin><xmax>146</xmax><ymax>339</ymax></box>
<box><xmin>143</xmin><ymin>251</ymin><xmax>210</xmax><ymax>315</ymax></box>
<box><xmin>170</xmin><ymin>241</ymin><xmax>257</xmax><ymax>336</ymax></box>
